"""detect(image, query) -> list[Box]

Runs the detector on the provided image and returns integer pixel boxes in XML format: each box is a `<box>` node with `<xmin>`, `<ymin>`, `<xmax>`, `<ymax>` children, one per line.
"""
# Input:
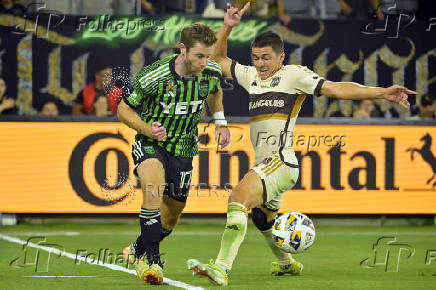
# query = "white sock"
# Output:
<box><xmin>261</xmin><ymin>228</ymin><xmax>293</xmax><ymax>266</ymax></box>
<box><xmin>215</xmin><ymin>202</ymin><xmax>248</xmax><ymax>271</ymax></box>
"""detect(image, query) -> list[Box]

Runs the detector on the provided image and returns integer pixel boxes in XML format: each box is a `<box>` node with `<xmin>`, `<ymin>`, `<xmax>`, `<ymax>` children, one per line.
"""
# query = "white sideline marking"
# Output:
<box><xmin>0</xmin><ymin>234</ymin><xmax>204</xmax><ymax>290</ymax></box>
<box><xmin>25</xmin><ymin>276</ymin><xmax>97</xmax><ymax>278</ymax></box>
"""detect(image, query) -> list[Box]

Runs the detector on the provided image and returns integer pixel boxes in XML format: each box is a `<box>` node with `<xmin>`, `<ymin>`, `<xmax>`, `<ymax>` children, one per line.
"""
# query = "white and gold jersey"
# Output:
<box><xmin>231</xmin><ymin>61</ymin><xmax>324</xmax><ymax>166</ymax></box>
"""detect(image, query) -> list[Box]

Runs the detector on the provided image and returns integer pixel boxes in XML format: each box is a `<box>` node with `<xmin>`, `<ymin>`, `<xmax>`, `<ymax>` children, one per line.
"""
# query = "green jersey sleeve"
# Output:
<box><xmin>123</xmin><ymin>65</ymin><xmax>154</xmax><ymax>109</ymax></box>
<box><xmin>206</xmin><ymin>60</ymin><xmax>223</xmax><ymax>94</ymax></box>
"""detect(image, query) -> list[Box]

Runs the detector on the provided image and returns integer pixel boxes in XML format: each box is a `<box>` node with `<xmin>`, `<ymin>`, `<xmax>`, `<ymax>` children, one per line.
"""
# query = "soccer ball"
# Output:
<box><xmin>271</xmin><ymin>212</ymin><xmax>316</xmax><ymax>254</ymax></box>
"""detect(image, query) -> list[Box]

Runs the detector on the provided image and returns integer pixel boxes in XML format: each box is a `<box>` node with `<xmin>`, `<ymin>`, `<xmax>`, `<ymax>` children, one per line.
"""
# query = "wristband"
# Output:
<box><xmin>213</xmin><ymin>111</ymin><xmax>227</xmax><ymax>126</ymax></box>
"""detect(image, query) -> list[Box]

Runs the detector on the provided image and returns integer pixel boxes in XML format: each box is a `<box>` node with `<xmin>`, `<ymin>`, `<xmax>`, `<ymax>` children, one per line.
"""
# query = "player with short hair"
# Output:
<box><xmin>187</xmin><ymin>3</ymin><xmax>416</xmax><ymax>286</ymax></box>
<box><xmin>118</xmin><ymin>23</ymin><xmax>230</xmax><ymax>285</ymax></box>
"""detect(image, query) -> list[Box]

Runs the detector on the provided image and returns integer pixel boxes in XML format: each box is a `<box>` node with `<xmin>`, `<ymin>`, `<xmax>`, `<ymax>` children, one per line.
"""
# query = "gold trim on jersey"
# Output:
<box><xmin>290</xmin><ymin>94</ymin><xmax>307</xmax><ymax>118</ymax></box>
<box><xmin>261</xmin><ymin>157</ymin><xmax>279</xmax><ymax>172</ymax></box>
<box><xmin>265</xmin><ymin>160</ymin><xmax>285</xmax><ymax>176</ymax></box>
<box><xmin>249</xmin><ymin>113</ymin><xmax>290</xmax><ymax>122</ymax></box>
<box><xmin>261</xmin><ymin>157</ymin><xmax>286</xmax><ymax>176</ymax></box>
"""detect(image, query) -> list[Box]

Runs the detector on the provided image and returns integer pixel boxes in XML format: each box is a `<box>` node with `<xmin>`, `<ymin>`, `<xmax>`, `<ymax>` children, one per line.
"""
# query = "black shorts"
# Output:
<box><xmin>131</xmin><ymin>140</ymin><xmax>193</xmax><ymax>202</ymax></box>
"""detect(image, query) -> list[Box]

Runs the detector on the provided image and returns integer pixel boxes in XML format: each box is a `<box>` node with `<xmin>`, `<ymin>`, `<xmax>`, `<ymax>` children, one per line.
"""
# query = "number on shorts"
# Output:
<box><xmin>179</xmin><ymin>171</ymin><xmax>192</xmax><ymax>189</ymax></box>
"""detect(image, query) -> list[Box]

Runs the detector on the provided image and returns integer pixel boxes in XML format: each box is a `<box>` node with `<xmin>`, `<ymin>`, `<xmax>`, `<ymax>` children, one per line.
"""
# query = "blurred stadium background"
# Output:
<box><xmin>0</xmin><ymin>0</ymin><xmax>435</xmax><ymax>289</ymax></box>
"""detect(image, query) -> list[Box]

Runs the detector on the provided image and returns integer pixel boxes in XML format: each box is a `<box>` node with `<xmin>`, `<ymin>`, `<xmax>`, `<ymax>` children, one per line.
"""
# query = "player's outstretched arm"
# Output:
<box><xmin>213</xmin><ymin>2</ymin><xmax>250</xmax><ymax>78</ymax></box>
<box><xmin>320</xmin><ymin>81</ymin><xmax>416</xmax><ymax>109</ymax></box>
<box><xmin>118</xmin><ymin>99</ymin><xmax>167</xmax><ymax>141</ymax></box>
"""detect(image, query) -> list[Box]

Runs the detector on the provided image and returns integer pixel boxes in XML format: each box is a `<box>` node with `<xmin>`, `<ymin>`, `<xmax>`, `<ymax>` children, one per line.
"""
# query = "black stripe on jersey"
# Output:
<box><xmin>168</xmin><ymin>80</ymin><xmax>189</xmax><ymax>154</ymax></box>
<box><xmin>203</xmin><ymin>69</ymin><xmax>222</xmax><ymax>94</ymax></box>
<box><xmin>203</xmin><ymin>68</ymin><xmax>222</xmax><ymax>78</ymax></box>
<box><xmin>179</xmin><ymin>114</ymin><xmax>199</xmax><ymax>157</ymax></box>
<box><xmin>122</xmin><ymin>95</ymin><xmax>139</xmax><ymax>110</ymax></box>
<box><xmin>152</xmin><ymin>81</ymin><xmax>164</xmax><ymax>119</ymax></box>
<box><xmin>161</xmin><ymin>80</ymin><xmax>184</xmax><ymax>154</ymax></box>
<box><xmin>230</xmin><ymin>60</ymin><xmax>238</xmax><ymax>82</ymax></box>
<box><xmin>170</xmin><ymin>80</ymin><xmax>194</xmax><ymax>150</ymax></box>
<box><xmin>162</xmin><ymin>56</ymin><xmax>183</xmax><ymax>150</ymax></box>
<box><xmin>144</xmin><ymin>80</ymin><xmax>164</xmax><ymax>124</ymax></box>
<box><xmin>143</xmin><ymin>81</ymin><xmax>163</xmax><ymax>124</ymax></box>
<box><xmin>156</xmin><ymin>76</ymin><xmax>173</xmax><ymax>125</ymax></box>
<box><xmin>143</xmin><ymin>78</ymin><xmax>170</xmax><ymax>143</ymax></box>
<box><xmin>180</xmin><ymin>80</ymin><xmax>199</xmax><ymax>146</ymax></box>
<box><xmin>279</xmin><ymin>95</ymin><xmax>299</xmax><ymax>168</ymax></box>
<box><xmin>314</xmin><ymin>79</ymin><xmax>325</xmax><ymax>97</ymax></box>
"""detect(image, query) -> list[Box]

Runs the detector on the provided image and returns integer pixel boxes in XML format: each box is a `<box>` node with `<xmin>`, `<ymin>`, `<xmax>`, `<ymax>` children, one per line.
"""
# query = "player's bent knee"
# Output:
<box><xmin>251</xmin><ymin>207</ymin><xmax>275</xmax><ymax>231</ymax></box>
<box><xmin>228</xmin><ymin>189</ymin><xmax>247</xmax><ymax>204</ymax></box>
<box><xmin>228</xmin><ymin>171</ymin><xmax>264</xmax><ymax>209</ymax></box>
<box><xmin>228</xmin><ymin>190</ymin><xmax>262</xmax><ymax>209</ymax></box>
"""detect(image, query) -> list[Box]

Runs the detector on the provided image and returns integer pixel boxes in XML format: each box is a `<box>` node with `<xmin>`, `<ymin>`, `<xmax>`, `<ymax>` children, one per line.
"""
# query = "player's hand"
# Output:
<box><xmin>215</xmin><ymin>126</ymin><xmax>231</xmax><ymax>149</ymax></box>
<box><xmin>376</xmin><ymin>7</ymin><xmax>385</xmax><ymax>20</ymax></box>
<box><xmin>151</xmin><ymin>121</ymin><xmax>167</xmax><ymax>141</ymax></box>
<box><xmin>278</xmin><ymin>13</ymin><xmax>291</xmax><ymax>26</ymax></box>
<box><xmin>0</xmin><ymin>98</ymin><xmax>15</xmax><ymax>110</ymax></box>
<box><xmin>141</xmin><ymin>0</ymin><xmax>153</xmax><ymax>12</ymax></box>
<box><xmin>224</xmin><ymin>2</ymin><xmax>250</xmax><ymax>28</ymax></box>
<box><xmin>341</xmin><ymin>2</ymin><xmax>353</xmax><ymax>16</ymax></box>
<box><xmin>383</xmin><ymin>85</ymin><xmax>416</xmax><ymax>109</ymax></box>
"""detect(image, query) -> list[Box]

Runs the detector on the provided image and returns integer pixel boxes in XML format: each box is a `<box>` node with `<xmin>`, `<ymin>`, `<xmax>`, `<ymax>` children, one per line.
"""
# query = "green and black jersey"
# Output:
<box><xmin>124</xmin><ymin>54</ymin><xmax>222</xmax><ymax>158</ymax></box>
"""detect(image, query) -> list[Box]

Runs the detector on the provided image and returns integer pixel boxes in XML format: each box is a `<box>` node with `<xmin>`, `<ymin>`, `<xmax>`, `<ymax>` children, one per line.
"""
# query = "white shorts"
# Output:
<box><xmin>252</xmin><ymin>152</ymin><xmax>299</xmax><ymax>211</ymax></box>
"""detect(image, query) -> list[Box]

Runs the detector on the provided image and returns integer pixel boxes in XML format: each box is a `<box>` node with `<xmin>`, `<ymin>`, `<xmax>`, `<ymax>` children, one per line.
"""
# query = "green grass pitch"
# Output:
<box><xmin>1</xmin><ymin>221</ymin><xmax>435</xmax><ymax>289</ymax></box>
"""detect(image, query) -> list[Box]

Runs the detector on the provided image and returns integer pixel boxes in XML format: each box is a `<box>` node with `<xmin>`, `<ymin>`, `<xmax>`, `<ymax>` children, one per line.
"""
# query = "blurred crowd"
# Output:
<box><xmin>0</xmin><ymin>63</ymin><xmax>122</xmax><ymax>118</ymax></box>
<box><xmin>1</xmin><ymin>67</ymin><xmax>434</xmax><ymax>120</ymax></box>
<box><xmin>0</xmin><ymin>0</ymin><xmax>435</xmax><ymax>119</ymax></box>
<box><xmin>2</xmin><ymin>0</ymin><xmax>434</xmax><ymax>19</ymax></box>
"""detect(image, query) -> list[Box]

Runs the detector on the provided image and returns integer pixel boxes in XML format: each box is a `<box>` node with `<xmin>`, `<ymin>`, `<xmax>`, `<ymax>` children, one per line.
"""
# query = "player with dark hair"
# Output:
<box><xmin>118</xmin><ymin>23</ymin><xmax>230</xmax><ymax>285</ymax></box>
<box><xmin>187</xmin><ymin>3</ymin><xmax>416</xmax><ymax>286</ymax></box>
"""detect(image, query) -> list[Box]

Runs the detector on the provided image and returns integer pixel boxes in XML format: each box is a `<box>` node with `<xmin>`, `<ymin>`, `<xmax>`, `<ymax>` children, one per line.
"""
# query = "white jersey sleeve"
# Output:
<box><xmin>286</xmin><ymin>65</ymin><xmax>325</xmax><ymax>97</ymax></box>
<box><xmin>230</xmin><ymin>60</ymin><xmax>257</xmax><ymax>92</ymax></box>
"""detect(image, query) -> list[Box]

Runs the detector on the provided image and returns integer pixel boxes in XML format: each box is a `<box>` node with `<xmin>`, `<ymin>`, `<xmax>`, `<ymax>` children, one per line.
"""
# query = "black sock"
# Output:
<box><xmin>132</xmin><ymin>236</ymin><xmax>145</xmax><ymax>258</ymax></box>
<box><xmin>134</xmin><ymin>227</ymin><xmax>172</xmax><ymax>255</ymax></box>
<box><xmin>134</xmin><ymin>227</ymin><xmax>173</xmax><ymax>256</ymax></box>
<box><xmin>160</xmin><ymin>227</ymin><xmax>173</xmax><ymax>242</ymax></box>
<box><xmin>139</xmin><ymin>208</ymin><xmax>162</xmax><ymax>267</ymax></box>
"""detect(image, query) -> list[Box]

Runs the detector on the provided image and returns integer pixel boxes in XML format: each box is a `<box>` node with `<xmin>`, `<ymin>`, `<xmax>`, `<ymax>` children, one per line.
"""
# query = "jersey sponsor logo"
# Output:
<box><xmin>160</xmin><ymin>100</ymin><xmax>203</xmax><ymax>114</ymax></box>
<box><xmin>143</xmin><ymin>146</ymin><xmax>155</xmax><ymax>155</ymax></box>
<box><xmin>249</xmin><ymin>99</ymin><xmax>285</xmax><ymax>110</ymax></box>
<box><xmin>270</xmin><ymin>76</ymin><xmax>281</xmax><ymax>87</ymax></box>
<box><xmin>262</xmin><ymin>157</ymin><xmax>273</xmax><ymax>165</ymax></box>
<box><xmin>198</xmin><ymin>79</ymin><xmax>209</xmax><ymax>97</ymax></box>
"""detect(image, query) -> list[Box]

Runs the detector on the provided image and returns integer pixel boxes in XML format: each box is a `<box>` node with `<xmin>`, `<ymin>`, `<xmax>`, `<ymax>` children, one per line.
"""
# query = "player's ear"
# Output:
<box><xmin>279</xmin><ymin>51</ymin><xmax>285</xmax><ymax>63</ymax></box>
<box><xmin>180</xmin><ymin>43</ymin><xmax>187</xmax><ymax>56</ymax></box>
